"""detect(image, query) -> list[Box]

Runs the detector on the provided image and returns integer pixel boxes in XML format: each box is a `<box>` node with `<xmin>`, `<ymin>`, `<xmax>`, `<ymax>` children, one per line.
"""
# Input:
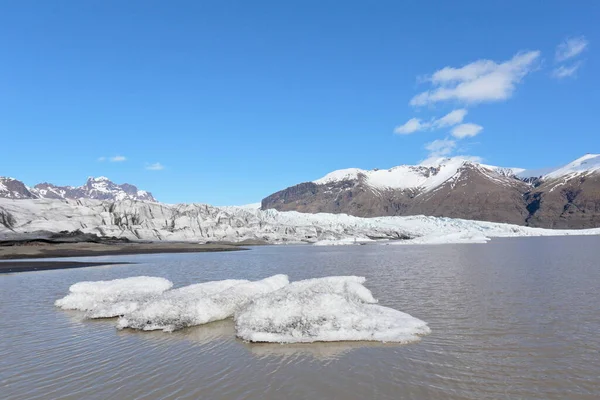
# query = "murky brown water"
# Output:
<box><xmin>2</xmin><ymin>236</ymin><xmax>600</xmax><ymax>399</ymax></box>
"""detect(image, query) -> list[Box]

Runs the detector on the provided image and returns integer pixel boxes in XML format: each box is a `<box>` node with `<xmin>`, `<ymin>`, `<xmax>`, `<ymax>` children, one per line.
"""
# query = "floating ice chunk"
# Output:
<box><xmin>114</xmin><ymin>279</ymin><xmax>249</xmax><ymax>330</ymax></box>
<box><xmin>391</xmin><ymin>231</ymin><xmax>490</xmax><ymax>245</ymax></box>
<box><xmin>118</xmin><ymin>275</ymin><xmax>290</xmax><ymax>332</ymax></box>
<box><xmin>55</xmin><ymin>276</ymin><xmax>173</xmax><ymax>318</ymax></box>
<box><xmin>313</xmin><ymin>238</ymin><xmax>375</xmax><ymax>246</ymax></box>
<box><xmin>235</xmin><ymin>276</ymin><xmax>431</xmax><ymax>343</ymax></box>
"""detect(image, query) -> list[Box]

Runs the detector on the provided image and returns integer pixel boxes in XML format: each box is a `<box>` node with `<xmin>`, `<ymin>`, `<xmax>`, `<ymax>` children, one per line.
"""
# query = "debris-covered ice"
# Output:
<box><xmin>55</xmin><ymin>276</ymin><xmax>173</xmax><ymax>318</ymax></box>
<box><xmin>113</xmin><ymin>279</ymin><xmax>250</xmax><ymax>331</ymax></box>
<box><xmin>234</xmin><ymin>276</ymin><xmax>431</xmax><ymax>343</ymax></box>
<box><xmin>117</xmin><ymin>275</ymin><xmax>289</xmax><ymax>332</ymax></box>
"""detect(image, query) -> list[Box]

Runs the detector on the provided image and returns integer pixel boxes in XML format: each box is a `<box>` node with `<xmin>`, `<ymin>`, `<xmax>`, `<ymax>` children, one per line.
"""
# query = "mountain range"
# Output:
<box><xmin>2</xmin><ymin>154</ymin><xmax>600</xmax><ymax>229</ymax></box>
<box><xmin>261</xmin><ymin>154</ymin><xmax>600</xmax><ymax>229</ymax></box>
<box><xmin>0</xmin><ymin>176</ymin><xmax>155</xmax><ymax>202</ymax></box>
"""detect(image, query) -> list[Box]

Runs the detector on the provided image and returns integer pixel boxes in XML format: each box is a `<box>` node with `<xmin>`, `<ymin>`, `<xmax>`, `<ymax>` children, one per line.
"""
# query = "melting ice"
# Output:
<box><xmin>55</xmin><ymin>276</ymin><xmax>173</xmax><ymax>318</ymax></box>
<box><xmin>56</xmin><ymin>275</ymin><xmax>430</xmax><ymax>343</ymax></box>
<box><xmin>235</xmin><ymin>276</ymin><xmax>431</xmax><ymax>343</ymax></box>
<box><xmin>117</xmin><ymin>275</ymin><xmax>289</xmax><ymax>332</ymax></box>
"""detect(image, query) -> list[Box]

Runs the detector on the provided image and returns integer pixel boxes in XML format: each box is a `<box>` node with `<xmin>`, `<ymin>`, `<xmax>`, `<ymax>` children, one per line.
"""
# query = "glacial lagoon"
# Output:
<box><xmin>2</xmin><ymin>236</ymin><xmax>599</xmax><ymax>399</ymax></box>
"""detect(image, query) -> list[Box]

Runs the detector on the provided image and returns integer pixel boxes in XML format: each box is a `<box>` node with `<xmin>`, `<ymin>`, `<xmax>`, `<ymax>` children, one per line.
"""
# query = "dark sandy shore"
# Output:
<box><xmin>0</xmin><ymin>260</ymin><xmax>135</xmax><ymax>274</ymax></box>
<box><xmin>0</xmin><ymin>242</ymin><xmax>247</xmax><ymax>273</ymax></box>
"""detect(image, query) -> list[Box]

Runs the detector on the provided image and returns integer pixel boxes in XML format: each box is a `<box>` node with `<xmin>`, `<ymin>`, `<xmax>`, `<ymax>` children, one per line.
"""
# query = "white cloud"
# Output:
<box><xmin>460</xmin><ymin>155</ymin><xmax>484</xmax><ymax>163</ymax></box>
<box><xmin>97</xmin><ymin>157</ymin><xmax>106</xmax><ymax>162</ymax></box>
<box><xmin>394</xmin><ymin>118</ymin><xmax>426</xmax><ymax>134</ymax></box>
<box><xmin>555</xmin><ymin>36</ymin><xmax>588</xmax><ymax>62</ymax></box>
<box><xmin>425</xmin><ymin>138</ymin><xmax>456</xmax><ymax>157</ymax></box>
<box><xmin>146</xmin><ymin>162</ymin><xmax>165</xmax><ymax>171</ymax></box>
<box><xmin>110</xmin><ymin>155</ymin><xmax>127</xmax><ymax>162</ymax></box>
<box><xmin>451</xmin><ymin>123</ymin><xmax>483</xmax><ymax>138</ymax></box>
<box><xmin>552</xmin><ymin>62</ymin><xmax>582</xmax><ymax>79</ymax></box>
<box><xmin>394</xmin><ymin>109</ymin><xmax>468</xmax><ymax>135</ymax></box>
<box><xmin>410</xmin><ymin>51</ymin><xmax>541</xmax><ymax>106</ymax></box>
<box><xmin>435</xmin><ymin>109</ymin><xmax>468</xmax><ymax>127</ymax></box>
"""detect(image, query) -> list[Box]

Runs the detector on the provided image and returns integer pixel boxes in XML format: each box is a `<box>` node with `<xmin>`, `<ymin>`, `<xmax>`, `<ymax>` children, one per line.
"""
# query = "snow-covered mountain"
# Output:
<box><xmin>262</xmin><ymin>155</ymin><xmax>600</xmax><ymax>228</ymax></box>
<box><xmin>0</xmin><ymin>177</ymin><xmax>35</xmax><ymax>199</ymax></box>
<box><xmin>0</xmin><ymin>177</ymin><xmax>156</xmax><ymax>202</ymax></box>
<box><xmin>1</xmin><ymin>198</ymin><xmax>599</xmax><ymax>245</ymax></box>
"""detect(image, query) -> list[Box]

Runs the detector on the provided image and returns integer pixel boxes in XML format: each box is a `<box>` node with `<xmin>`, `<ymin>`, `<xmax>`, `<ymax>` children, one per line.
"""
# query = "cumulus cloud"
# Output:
<box><xmin>394</xmin><ymin>109</ymin><xmax>468</xmax><ymax>135</ymax></box>
<box><xmin>146</xmin><ymin>162</ymin><xmax>165</xmax><ymax>171</ymax></box>
<box><xmin>421</xmin><ymin>140</ymin><xmax>483</xmax><ymax>165</ymax></box>
<box><xmin>451</xmin><ymin>123</ymin><xmax>483</xmax><ymax>139</ymax></box>
<box><xmin>410</xmin><ymin>51</ymin><xmax>541</xmax><ymax>106</ymax></box>
<box><xmin>555</xmin><ymin>36</ymin><xmax>588</xmax><ymax>62</ymax></box>
<box><xmin>394</xmin><ymin>118</ymin><xmax>425</xmax><ymax>135</ymax></box>
<box><xmin>435</xmin><ymin>109</ymin><xmax>468</xmax><ymax>127</ymax></box>
<box><xmin>552</xmin><ymin>62</ymin><xmax>582</xmax><ymax>79</ymax></box>
<box><xmin>425</xmin><ymin>139</ymin><xmax>456</xmax><ymax>158</ymax></box>
<box><xmin>110</xmin><ymin>155</ymin><xmax>127</xmax><ymax>162</ymax></box>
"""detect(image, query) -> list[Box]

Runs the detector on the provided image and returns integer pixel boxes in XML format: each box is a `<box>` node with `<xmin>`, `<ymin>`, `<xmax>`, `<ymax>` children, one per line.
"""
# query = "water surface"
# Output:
<box><xmin>1</xmin><ymin>236</ymin><xmax>599</xmax><ymax>399</ymax></box>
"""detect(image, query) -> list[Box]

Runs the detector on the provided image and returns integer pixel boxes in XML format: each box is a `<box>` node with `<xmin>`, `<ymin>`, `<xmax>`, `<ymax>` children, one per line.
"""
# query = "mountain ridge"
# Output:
<box><xmin>261</xmin><ymin>154</ymin><xmax>600</xmax><ymax>229</ymax></box>
<box><xmin>0</xmin><ymin>176</ymin><xmax>156</xmax><ymax>202</ymax></box>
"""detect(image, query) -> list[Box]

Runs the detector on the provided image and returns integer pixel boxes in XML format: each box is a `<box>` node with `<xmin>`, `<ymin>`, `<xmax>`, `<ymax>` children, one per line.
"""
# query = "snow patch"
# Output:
<box><xmin>312</xmin><ymin>158</ymin><xmax>483</xmax><ymax>194</ymax></box>
<box><xmin>235</xmin><ymin>276</ymin><xmax>430</xmax><ymax>343</ymax></box>
<box><xmin>543</xmin><ymin>154</ymin><xmax>600</xmax><ymax>180</ymax></box>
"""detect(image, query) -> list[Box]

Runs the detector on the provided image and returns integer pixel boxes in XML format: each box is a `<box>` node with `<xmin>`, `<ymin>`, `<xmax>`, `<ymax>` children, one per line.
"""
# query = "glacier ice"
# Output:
<box><xmin>234</xmin><ymin>276</ymin><xmax>431</xmax><ymax>343</ymax></box>
<box><xmin>4</xmin><ymin>197</ymin><xmax>600</xmax><ymax>246</ymax></box>
<box><xmin>313</xmin><ymin>237</ymin><xmax>375</xmax><ymax>246</ymax></box>
<box><xmin>117</xmin><ymin>275</ymin><xmax>290</xmax><ymax>332</ymax></box>
<box><xmin>56</xmin><ymin>275</ymin><xmax>432</xmax><ymax>344</ymax></box>
<box><xmin>113</xmin><ymin>279</ymin><xmax>250</xmax><ymax>331</ymax></box>
<box><xmin>54</xmin><ymin>276</ymin><xmax>173</xmax><ymax>318</ymax></box>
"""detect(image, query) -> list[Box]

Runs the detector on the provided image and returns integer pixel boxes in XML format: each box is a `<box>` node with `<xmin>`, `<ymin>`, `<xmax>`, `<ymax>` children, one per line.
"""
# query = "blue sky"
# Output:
<box><xmin>1</xmin><ymin>1</ymin><xmax>598</xmax><ymax>204</ymax></box>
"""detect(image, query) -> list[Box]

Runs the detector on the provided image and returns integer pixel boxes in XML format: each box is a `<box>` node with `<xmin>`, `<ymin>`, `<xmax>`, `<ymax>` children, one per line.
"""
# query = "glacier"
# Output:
<box><xmin>234</xmin><ymin>276</ymin><xmax>430</xmax><ymax>343</ymax></box>
<box><xmin>116</xmin><ymin>275</ymin><xmax>289</xmax><ymax>332</ymax></box>
<box><xmin>2</xmin><ymin>197</ymin><xmax>600</xmax><ymax>245</ymax></box>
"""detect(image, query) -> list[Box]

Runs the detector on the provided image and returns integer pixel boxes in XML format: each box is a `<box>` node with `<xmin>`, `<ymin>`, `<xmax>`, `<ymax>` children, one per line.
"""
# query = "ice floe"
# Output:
<box><xmin>55</xmin><ymin>276</ymin><xmax>173</xmax><ymax>318</ymax></box>
<box><xmin>313</xmin><ymin>238</ymin><xmax>376</xmax><ymax>246</ymax></box>
<box><xmin>56</xmin><ymin>275</ymin><xmax>430</xmax><ymax>344</ymax></box>
<box><xmin>234</xmin><ymin>276</ymin><xmax>431</xmax><ymax>343</ymax></box>
<box><xmin>117</xmin><ymin>275</ymin><xmax>289</xmax><ymax>332</ymax></box>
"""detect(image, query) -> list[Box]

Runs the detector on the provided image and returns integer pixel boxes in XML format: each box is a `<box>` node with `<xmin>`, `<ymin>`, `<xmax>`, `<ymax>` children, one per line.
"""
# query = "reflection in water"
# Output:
<box><xmin>117</xmin><ymin>319</ymin><xmax>235</xmax><ymax>347</ymax></box>
<box><xmin>244</xmin><ymin>339</ymin><xmax>402</xmax><ymax>361</ymax></box>
<box><xmin>2</xmin><ymin>237</ymin><xmax>600</xmax><ymax>400</ymax></box>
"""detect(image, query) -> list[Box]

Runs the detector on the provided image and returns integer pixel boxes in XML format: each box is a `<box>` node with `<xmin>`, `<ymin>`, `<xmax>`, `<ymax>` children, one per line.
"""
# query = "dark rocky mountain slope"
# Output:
<box><xmin>262</xmin><ymin>155</ymin><xmax>600</xmax><ymax>229</ymax></box>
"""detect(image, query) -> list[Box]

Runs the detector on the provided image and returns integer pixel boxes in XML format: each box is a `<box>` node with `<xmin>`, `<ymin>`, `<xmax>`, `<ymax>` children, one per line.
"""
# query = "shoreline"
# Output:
<box><xmin>0</xmin><ymin>241</ymin><xmax>247</xmax><ymax>264</ymax></box>
<box><xmin>0</xmin><ymin>261</ymin><xmax>135</xmax><ymax>274</ymax></box>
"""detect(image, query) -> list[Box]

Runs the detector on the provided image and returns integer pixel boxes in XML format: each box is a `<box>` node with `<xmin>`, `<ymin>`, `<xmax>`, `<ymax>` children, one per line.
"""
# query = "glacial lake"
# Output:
<box><xmin>2</xmin><ymin>236</ymin><xmax>599</xmax><ymax>400</ymax></box>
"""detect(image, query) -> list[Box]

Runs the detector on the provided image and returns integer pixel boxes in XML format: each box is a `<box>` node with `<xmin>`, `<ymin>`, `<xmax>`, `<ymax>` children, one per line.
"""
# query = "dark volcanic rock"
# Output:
<box><xmin>525</xmin><ymin>174</ymin><xmax>600</xmax><ymax>228</ymax></box>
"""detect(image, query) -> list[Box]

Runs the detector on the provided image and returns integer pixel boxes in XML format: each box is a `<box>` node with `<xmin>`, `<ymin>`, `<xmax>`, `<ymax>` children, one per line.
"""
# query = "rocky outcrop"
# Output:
<box><xmin>525</xmin><ymin>174</ymin><xmax>600</xmax><ymax>228</ymax></box>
